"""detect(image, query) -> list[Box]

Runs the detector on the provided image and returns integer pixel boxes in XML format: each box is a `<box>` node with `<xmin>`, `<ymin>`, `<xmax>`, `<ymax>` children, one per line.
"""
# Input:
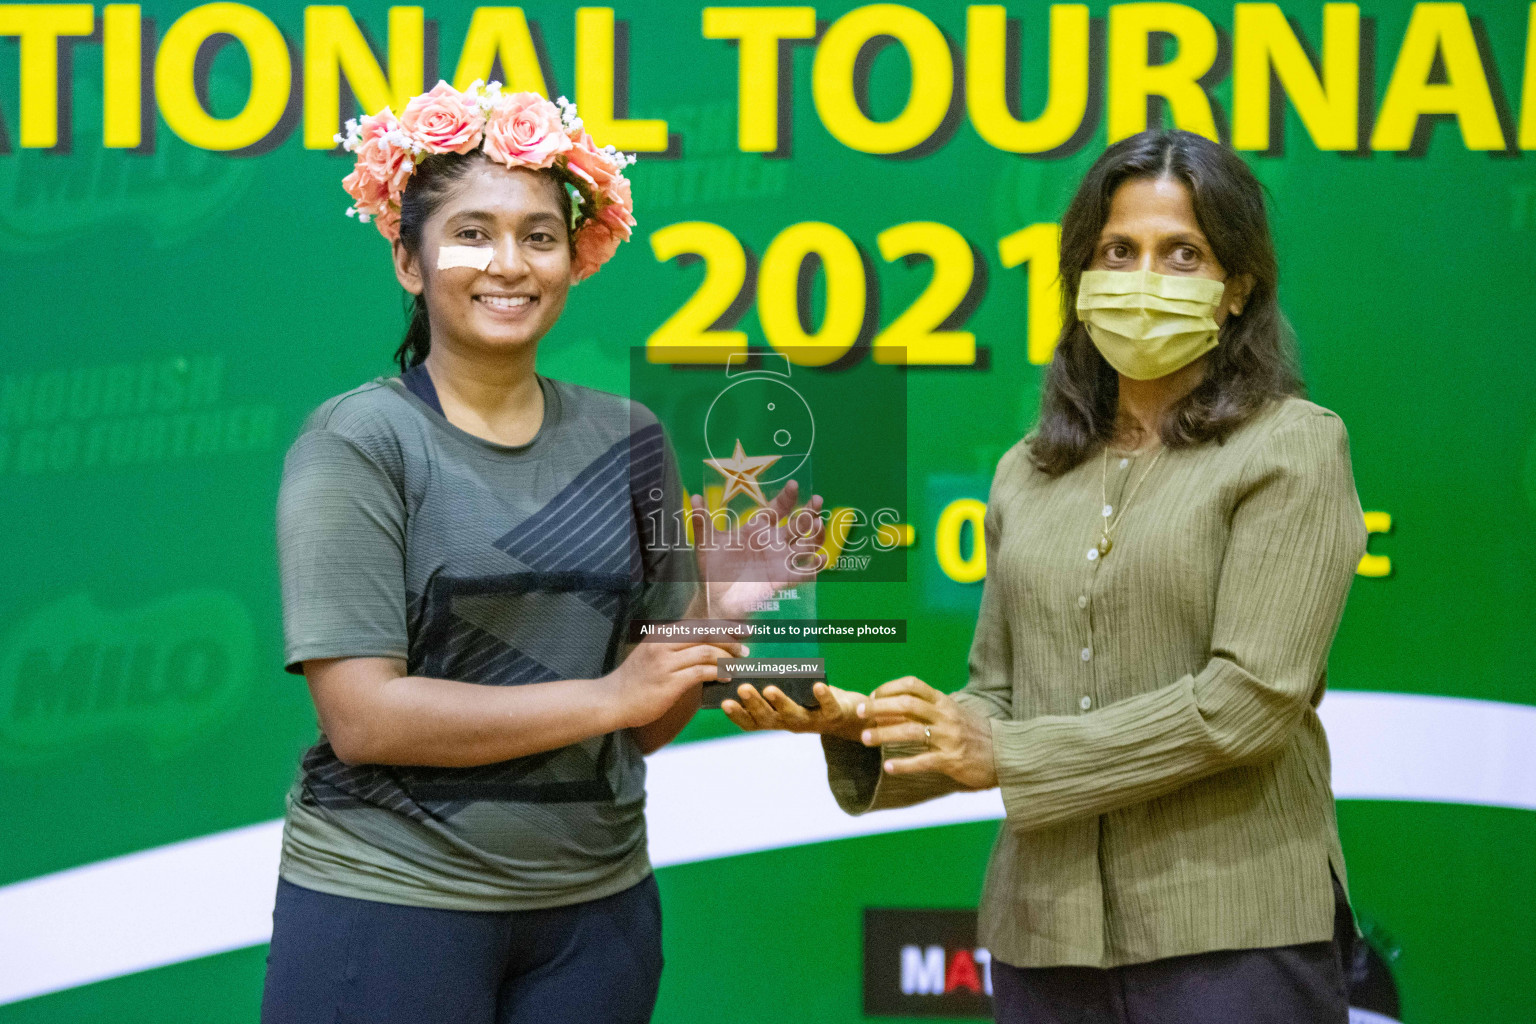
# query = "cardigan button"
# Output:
<box><xmin>1080</xmin><ymin>695</ymin><xmax>1093</xmax><ymax>710</ymax></box>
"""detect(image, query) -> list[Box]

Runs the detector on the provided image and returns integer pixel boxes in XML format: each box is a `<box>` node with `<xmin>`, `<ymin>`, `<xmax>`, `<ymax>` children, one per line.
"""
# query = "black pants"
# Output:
<box><xmin>259</xmin><ymin>874</ymin><xmax>663</xmax><ymax>1024</ymax></box>
<box><xmin>992</xmin><ymin>877</ymin><xmax>1355</xmax><ymax>1024</ymax></box>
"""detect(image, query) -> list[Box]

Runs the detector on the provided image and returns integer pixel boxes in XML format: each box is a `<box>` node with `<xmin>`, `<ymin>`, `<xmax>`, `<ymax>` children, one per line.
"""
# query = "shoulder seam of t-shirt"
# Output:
<box><xmin>315</xmin><ymin>379</ymin><xmax>396</xmax><ymax>432</ymax></box>
<box><xmin>302</xmin><ymin>381</ymin><xmax>420</xmax><ymax>471</ymax></box>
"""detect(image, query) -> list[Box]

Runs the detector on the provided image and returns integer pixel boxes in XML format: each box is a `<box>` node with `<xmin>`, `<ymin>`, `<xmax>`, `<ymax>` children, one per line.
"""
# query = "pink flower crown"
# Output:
<box><xmin>338</xmin><ymin>80</ymin><xmax>638</xmax><ymax>282</ymax></box>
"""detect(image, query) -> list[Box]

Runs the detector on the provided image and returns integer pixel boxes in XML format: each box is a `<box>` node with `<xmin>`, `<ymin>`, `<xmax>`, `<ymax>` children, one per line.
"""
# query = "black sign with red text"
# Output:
<box><xmin>863</xmin><ymin>908</ymin><xmax>993</xmax><ymax>1018</ymax></box>
<box><xmin>862</xmin><ymin>906</ymin><xmax>1406</xmax><ymax>1020</ymax></box>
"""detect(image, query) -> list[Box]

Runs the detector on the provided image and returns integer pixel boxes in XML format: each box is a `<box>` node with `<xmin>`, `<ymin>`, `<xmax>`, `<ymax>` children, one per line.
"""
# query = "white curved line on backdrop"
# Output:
<box><xmin>1</xmin><ymin>690</ymin><xmax>1532</xmax><ymax>1007</ymax></box>
<box><xmin>1349</xmin><ymin>1010</ymin><xmax>1404</xmax><ymax>1024</ymax></box>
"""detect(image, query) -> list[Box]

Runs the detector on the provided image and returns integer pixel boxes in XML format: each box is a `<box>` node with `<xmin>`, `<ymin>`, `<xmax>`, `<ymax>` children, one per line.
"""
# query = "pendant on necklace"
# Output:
<box><xmin>1097</xmin><ymin>536</ymin><xmax>1113</xmax><ymax>557</ymax></box>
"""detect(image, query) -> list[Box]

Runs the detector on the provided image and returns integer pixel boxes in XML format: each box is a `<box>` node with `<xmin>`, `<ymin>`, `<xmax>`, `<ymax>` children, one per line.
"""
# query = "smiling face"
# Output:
<box><xmin>1089</xmin><ymin>176</ymin><xmax>1253</xmax><ymax>325</ymax></box>
<box><xmin>392</xmin><ymin>160</ymin><xmax>573</xmax><ymax>359</ymax></box>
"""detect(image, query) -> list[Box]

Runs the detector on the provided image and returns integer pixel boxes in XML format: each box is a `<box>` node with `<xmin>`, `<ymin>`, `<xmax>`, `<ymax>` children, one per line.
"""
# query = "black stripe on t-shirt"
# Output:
<box><xmin>401</xmin><ymin>362</ymin><xmax>446</xmax><ymax>416</ymax></box>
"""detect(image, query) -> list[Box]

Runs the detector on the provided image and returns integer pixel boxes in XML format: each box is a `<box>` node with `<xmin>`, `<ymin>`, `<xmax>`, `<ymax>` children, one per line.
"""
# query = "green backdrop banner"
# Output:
<box><xmin>2</xmin><ymin>2</ymin><xmax>1534</xmax><ymax>1022</ymax></box>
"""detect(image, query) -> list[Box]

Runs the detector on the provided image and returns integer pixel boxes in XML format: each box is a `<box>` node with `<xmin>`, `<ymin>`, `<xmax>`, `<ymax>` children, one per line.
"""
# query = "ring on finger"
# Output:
<box><xmin>923</xmin><ymin>725</ymin><xmax>932</xmax><ymax>747</ymax></box>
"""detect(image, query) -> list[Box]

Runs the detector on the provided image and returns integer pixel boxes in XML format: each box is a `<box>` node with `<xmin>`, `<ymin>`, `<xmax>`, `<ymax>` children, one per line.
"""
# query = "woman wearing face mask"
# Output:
<box><xmin>262</xmin><ymin>82</ymin><xmax>819</xmax><ymax>1024</ymax></box>
<box><xmin>726</xmin><ymin>129</ymin><xmax>1367</xmax><ymax>1022</ymax></box>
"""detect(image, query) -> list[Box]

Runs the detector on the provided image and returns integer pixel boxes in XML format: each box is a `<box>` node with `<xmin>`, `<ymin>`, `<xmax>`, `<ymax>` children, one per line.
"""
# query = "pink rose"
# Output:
<box><xmin>571</xmin><ymin>220</ymin><xmax>622</xmax><ymax>282</ymax></box>
<box><xmin>357</xmin><ymin>136</ymin><xmax>414</xmax><ymax>204</ymax></box>
<box><xmin>341</xmin><ymin>108</ymin><xmax>415</xmax><ymax>229</ymax></box>
<box><xmin>561</xmin><ymin>131</ymin><xmax>622</xmax><ymax>195</ymax></box>
<box><xmin>483</xmin><ymin>92</ymin><xmax>570</xmax><ymax>169</ymax></box>
<box><xmin>341</xmin><ymin>165</ymin><xmax>388</xmax><ymax>213</ymax></box>
<box><xmin>371</xmin><ymin>204</ymin><xmax>402</xmax><ymax>242</ymax></box>
<box><xmin>347</xmin><ymin>109</ymin><xmax>415</xmax><ymax>203</ymax></box>
<box><xmin>595</xmin><ymin>175</ymin><xmax>635</xmax><ymax>233</ymax></box>
<box><xmin>595</xmin><ymin>193</ymin><xmax>635</xmax><ymax>241</ymax></box>
<box><xmin>400</xmin><ymin>81</ymin><xmax>485</xmax><ymax>155</ymax></box>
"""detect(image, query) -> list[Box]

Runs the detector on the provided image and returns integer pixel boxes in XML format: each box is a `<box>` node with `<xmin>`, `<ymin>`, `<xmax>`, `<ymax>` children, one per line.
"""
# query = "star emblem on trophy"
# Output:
<box><xmin>704</xmin><ymin>440</ymin><xmax>781</xmax><ymax>506</ymax></box>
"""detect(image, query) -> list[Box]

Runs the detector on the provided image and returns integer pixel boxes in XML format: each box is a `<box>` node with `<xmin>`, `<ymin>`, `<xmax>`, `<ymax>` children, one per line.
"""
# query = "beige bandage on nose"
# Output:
<box><xmin>437</xmin><ymin>245</ymin><xmax>495</xmax><ymax>271</ymax></box>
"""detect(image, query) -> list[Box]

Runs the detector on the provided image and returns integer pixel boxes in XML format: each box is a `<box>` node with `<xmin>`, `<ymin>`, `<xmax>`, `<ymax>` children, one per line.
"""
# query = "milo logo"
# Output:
<box><xmin>0</xmin><ymin>64</ymin><xmax>256</xmax><ymax>252</ymax></box>
<box><xmin>0</xmin><ymin>591</ymin><xmax>254</xmax><ymax>760</ymax></box>
<box><xmin>0</xmin><ymin>141</ymin><xmax>256</xmax><ymax>252</ymax></box>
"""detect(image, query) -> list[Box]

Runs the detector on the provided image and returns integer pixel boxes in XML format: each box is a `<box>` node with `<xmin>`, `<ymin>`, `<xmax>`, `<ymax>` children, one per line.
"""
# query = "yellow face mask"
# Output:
<box><xmin>1075</xmin><ymin>269</ymin><xmax>1228</xmax><ymax>381</ymax></box>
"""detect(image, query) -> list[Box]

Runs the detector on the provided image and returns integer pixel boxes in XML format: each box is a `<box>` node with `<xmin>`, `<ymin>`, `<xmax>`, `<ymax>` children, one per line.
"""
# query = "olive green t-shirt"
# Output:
<box><xmin>275</xmin><ymin>372</ymin><xmax>695</xmax><ymax>910</ymax></box>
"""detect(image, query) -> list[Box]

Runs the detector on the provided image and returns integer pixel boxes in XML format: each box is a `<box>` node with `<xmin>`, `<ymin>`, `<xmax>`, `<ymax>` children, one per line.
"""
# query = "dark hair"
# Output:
<box><xmin>1028</xmin><ymin>129</ymin><xmax>1304</xmax><ymax>476</ymax></box>
<box><xmin>392</xmin><ymin>152</ymin><xmax>576</xmax><ymax>372</ymax></box>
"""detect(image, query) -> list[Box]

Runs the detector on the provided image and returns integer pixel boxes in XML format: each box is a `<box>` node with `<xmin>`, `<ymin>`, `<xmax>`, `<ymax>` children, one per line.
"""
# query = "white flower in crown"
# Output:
<box><xmin>598</xmin><ymin>143</ymin><xmax>637</xmax><ymax>169</ymax></box>
<box><xmin>467</xmin><ymin>79</ymin><xmax>503</xmax><ymax>117</ymax></box>
<box><xmin>554</xmin><ymin>95</ymin><xmax>584</xmax><ymax>133</ymax></box>
<box><xmin>335</xmin><ymin>117</ymin><xmax>361</xmax><ymax>151</ymax></box>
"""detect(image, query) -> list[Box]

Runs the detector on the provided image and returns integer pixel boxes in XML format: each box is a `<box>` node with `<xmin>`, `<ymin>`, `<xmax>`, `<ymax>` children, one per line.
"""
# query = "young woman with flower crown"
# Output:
<box><xmin>263</xmin><ymin>80</ymin><xmax>820</xmax><ymax>1024</ymax></box>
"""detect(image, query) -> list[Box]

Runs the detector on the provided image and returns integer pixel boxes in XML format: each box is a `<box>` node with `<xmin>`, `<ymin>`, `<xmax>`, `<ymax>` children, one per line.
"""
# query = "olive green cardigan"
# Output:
<box><xmin>823</xmin><ymin>397</ymin><xmax>1368</xmax><ymax>969</ymax></box>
